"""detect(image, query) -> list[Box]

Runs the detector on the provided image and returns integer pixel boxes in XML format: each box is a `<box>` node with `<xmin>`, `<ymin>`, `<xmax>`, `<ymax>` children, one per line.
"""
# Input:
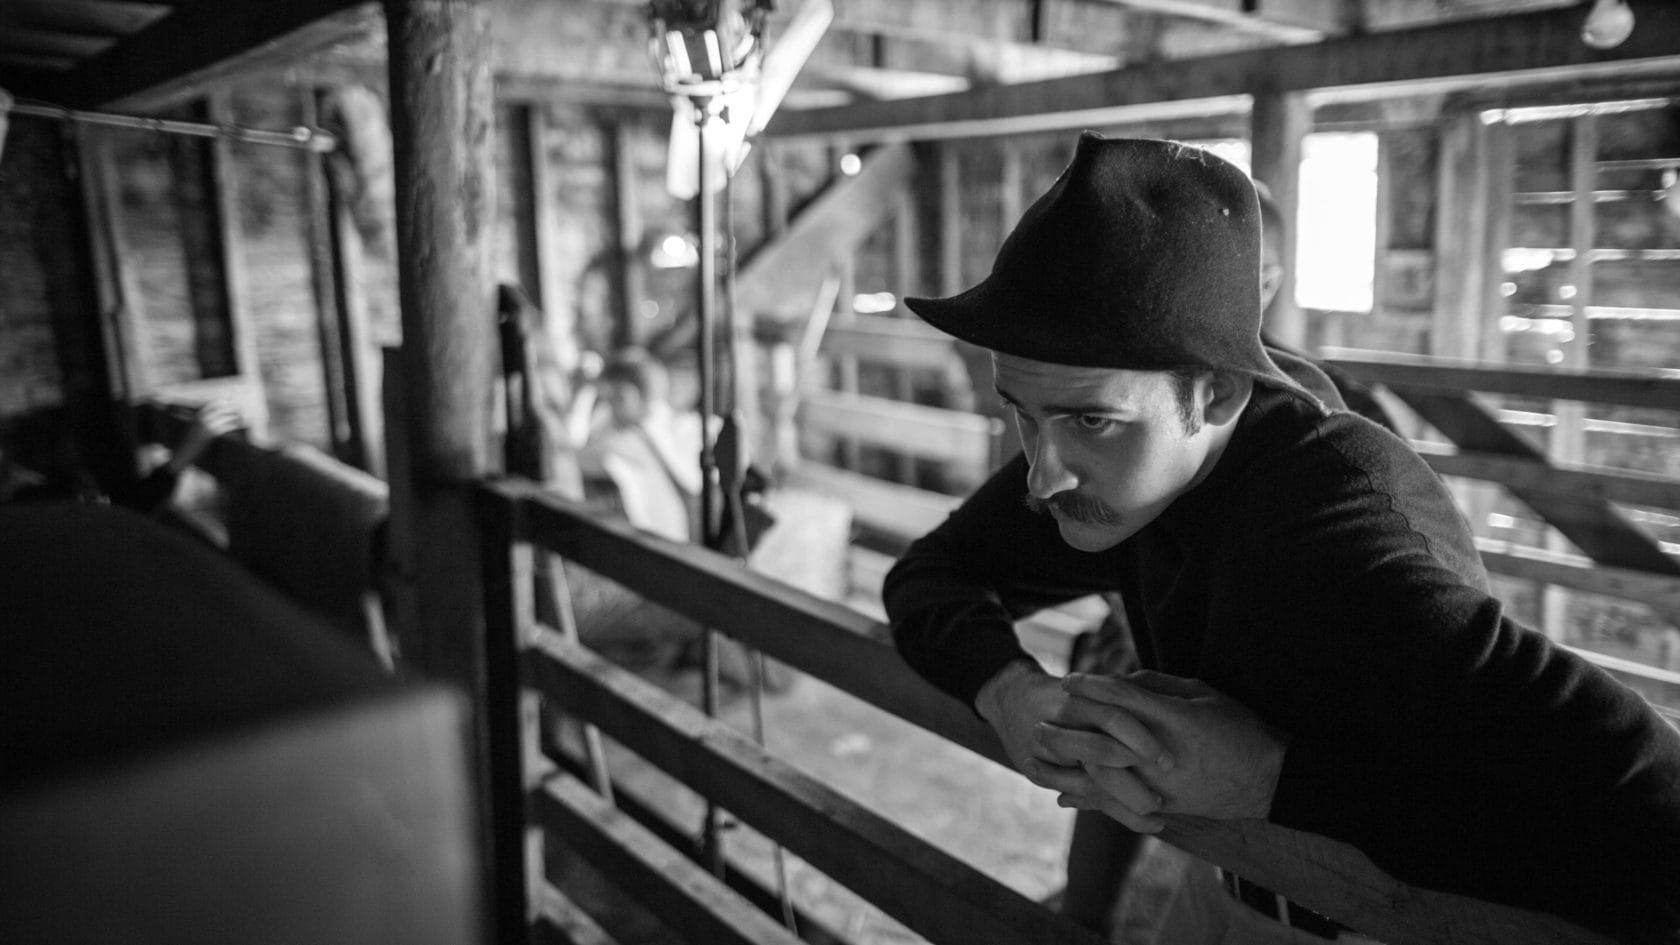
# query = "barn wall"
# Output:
<box><xmin>0</xmin><ymin>121</ymin><xmax>77</xmax><ymax>417</ymax></box>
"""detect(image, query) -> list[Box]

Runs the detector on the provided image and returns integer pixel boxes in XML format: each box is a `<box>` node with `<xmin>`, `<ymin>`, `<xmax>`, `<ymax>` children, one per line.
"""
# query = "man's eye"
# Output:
<box><xmin>1076</xmin><ymin>415</ymin><xmax>1118</xmax><ymax>432</ymax></box>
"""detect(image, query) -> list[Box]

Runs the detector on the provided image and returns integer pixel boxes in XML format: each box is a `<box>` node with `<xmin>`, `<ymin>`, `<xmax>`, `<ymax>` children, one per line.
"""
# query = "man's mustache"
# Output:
<box><xmin>1024</xmin><ymin>491</ymin><xmax>1123</xmax><ymax>525</ymax></box>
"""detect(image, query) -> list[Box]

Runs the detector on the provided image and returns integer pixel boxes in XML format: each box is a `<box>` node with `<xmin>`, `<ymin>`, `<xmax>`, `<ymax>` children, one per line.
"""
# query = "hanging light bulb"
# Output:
<box><xmin>1581</xmin><ymin>0</ymin><xmax>1635</xmax><ymax>50</ymax></box>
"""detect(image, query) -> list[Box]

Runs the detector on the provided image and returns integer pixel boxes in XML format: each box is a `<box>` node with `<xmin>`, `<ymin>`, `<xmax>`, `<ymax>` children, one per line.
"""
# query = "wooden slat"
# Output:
<box><xmin>1384</xmin><ymin>391</ymin><xmax>1680</xmax><ymax>629</ymax></box>
<box><xmin>531</xmin><ymin>885</ymin><xmax>620</xmax><ymax>945</ymax></box>
<box><xmin>498</xmin><ymin>480</ymin><xmax>998</xmax><ymax>756</ymax></box>
<box><xmin>527</xmin><ymin>635</ymin><xmax>1105</xmax><ymax>945</ymax></box>
<box><xmin>786</xmin><ymin>462</ymin><xmax>959</xmax><ymax>543</ymax></box>
<box><xmin>542</xmin><ymin>747</ymin><xmax>856</xmax><ymax>945</ymax></box>
<box><xmin>802</xmin><ymin>391</ymin><xmax>997</xmax><ymax>470</ymax></box>
<box><xmin>52</xmin><ymin>1</ymin><xmax>380</xmax><ymax>111</ymax></box>
<box><xmin>535</xmin><ymin>772</ymin><xmax>806</xmax><ymax>945</ymax></box>
<box><xmin>502</xmin><ymin>484</ymin><xmax>1619</xmax><ymax>945</ymax></box>
<box><xmin>767</xmin><ymin>1</ymin><xmax>1680</xmax><ymax>141</ymax></box>
<box><xmin>1413</xmin><ymin>442</ymin><xmax>1680</xmax><ymax>512</ymax></box>
<box><xmin>1477</xmin><ymin>540</ymin><xmax>1680</xmax><ymax>621</ymax></box>
<box><xmin>1325</xmin><ymin>349</ymin><xmax>1680</xmax><ymax>411</ymax></box>
<box><xmin>819</xmin><ymin>314</ymin><xmax>959</xmax><ymax>372</ymax></box>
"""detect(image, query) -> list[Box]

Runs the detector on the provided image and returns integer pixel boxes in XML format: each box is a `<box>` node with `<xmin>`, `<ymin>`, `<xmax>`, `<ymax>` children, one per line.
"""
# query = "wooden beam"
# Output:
<box><xmin>801</xmin><ymin>390</ymin><xmax>998</xmax><ymax>469</ymax></box>
<box><xmin>531</xmin><ymin>885</ymin><xmax>620</xmax><ymax>945</ymax></box>
<box><xmin>0</xmin><ymin>1</ymin><xmax>173</xmax><ymax>39</ymax></box>
<box><xmin>204</xmin><ymin>91</ymin><xmax>264</xmax><ymax>402</ymax></box>
<box><xmin>1412</xmin><ymin>443</ymin><xmax>1680</xmax><ymax>514</ymax></box>
<box><xmin>819</xmin><ymin>313</ymin><xmax>961</xmax><ymax>372</ymax></box>
<box><xmin>530</xmin><ymin>637</ymin><xmax>1108</xmax><ymax>945</ymax></box>
<box><xmin>767</xmin><ymin>1</ymin><xmax>1680</xmax><ymax>141</ymax></box>
<box><xmin>783</xmin><ymin>461</ymin><xmax>959</xmax><ymax>542</ymax></box>
<box><xmin>1476</xmin><ymin>540</ymin><xmax>1680</xmax><ymax>623</ymax></box>
<box><xmin>1323</xmin><ymin>350</ymin><xmax>1680</xmax><ymax>411</ymax></box>
<box><xmin>51</xmin><ymin>1</ymin><xmax>380</xmax><ymax>111</ymax></box>
<box><xmin>1094</xmin><ymin>0</ymin><xmax>1341</xmax><ymax>40</ymax></box>
<box><xmin>1250</xmin><ymin>90</ymin><xmax>1310</xmax><ymax>347</ymax></box>
<box><xmin>384</xmin><ymin>1</ymin><xmax>504</xmax><ymax>942</ymax></box>
<box><xmin>301</xmin><ymin>88</ymin><xmax>357</xmax><ymax>466</ymax></box>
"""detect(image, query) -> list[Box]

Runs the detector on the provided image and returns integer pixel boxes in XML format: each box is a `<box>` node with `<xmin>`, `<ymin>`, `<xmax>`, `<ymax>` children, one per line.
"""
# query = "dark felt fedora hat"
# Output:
<box><xmin>907</xmin><ymin>132</ymin><xmax>1303</xmax><ymax>394</ymax></box>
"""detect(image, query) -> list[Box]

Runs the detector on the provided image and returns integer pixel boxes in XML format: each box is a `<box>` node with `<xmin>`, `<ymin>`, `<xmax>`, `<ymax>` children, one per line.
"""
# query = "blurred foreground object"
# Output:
<box><xmin>0</xmin><ymin>504</ymin><xmax>480</xmax><ymax>945</ymax></box>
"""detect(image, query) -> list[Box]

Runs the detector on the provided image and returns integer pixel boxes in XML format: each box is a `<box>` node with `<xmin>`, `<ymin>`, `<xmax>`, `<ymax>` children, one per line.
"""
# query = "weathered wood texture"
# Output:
<box><xmin>767</xmin><ymin>2</ymin><xmax>1680</xmax><ymax>140</ymax></box>
<box><xmin>384</xmin><ymin>2</ymin><xmax>505</xmax><ymax>943</ymax></box>
<box><xmin>493</xmin><ymin>483</ymin><xmax>1620</xmax><ymax>945</ymax></box>
<box><xmin>1250</xmin><ymin>91</ymin><xmax>1309</xmax><ymax>347</ymax></box>
<box><xmin>535</xmin><ymin>772</ymin><xmax>806</xmax><ymax>945</ymax></box>
<box><xmin>0</xmin><ymin>121</ymin><xmax>76</xmax><ymax>413</ymax></box>
<box><xmin>51</xmin><ymin>1</ymin><xmax>381</xmax><ymax>111</ymax></box>
<box><xmin>529</xmin><ymin>635</ymin><xmax>1106</xmax><ymax>945</ymax></box>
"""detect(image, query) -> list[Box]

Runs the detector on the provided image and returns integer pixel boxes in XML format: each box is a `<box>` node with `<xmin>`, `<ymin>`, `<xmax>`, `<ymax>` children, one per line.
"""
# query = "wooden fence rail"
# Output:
<box><xmin>1326</xmin><ymin>350</ymin><xmax>1680</xmax><ymax>634</ymax></box>
<box><xmin>476</xmin><ymin>479</ymin><xmax>1618</xmax><ymax>945</ymax></box>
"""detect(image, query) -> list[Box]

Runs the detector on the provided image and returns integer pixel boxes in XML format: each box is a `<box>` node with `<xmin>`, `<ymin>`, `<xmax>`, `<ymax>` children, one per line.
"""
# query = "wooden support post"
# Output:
<box><xmin>1431</xmin><ymin>109</ymin><xmax>1500</xmax><ymax>540</ymax></box>
<box><xmin>302</xmin><ymin>89</ymin><xmax>357</xmax><ymax>466</ymax></box>
<box><xmin>1250</xmin><ymin>91</ymin><xmax>1310</xmax><ymax>348</ymax></box>
<box><xmin>321</xmin><ymin>99</ymin><xmax>382</xmax><ymax>476</ymax></box>
<box><xmin>608</xmin><ymin>116</ymin><xmax>646</xmax><ymax>350</ymax></box>
<box><xmin>1542</xmin><ymin>114</ymin><xmax>1600</xmax><ymax>639</ymax></box>
<box><xmin>938</xmin><ymin>143</ymin><xmax>963</xmax><ymax>298</ymax></box>
<box><xmin>384</xmin><ymin>1</ymin><xmax>507</xmax><ymax>942</ymax></box>
<box><xmin>205</xmin><ymin>91</ymin><xmax>264</xmax><ymax>410</ymax></box>
<box><xmin>831</xmin><ymin>140</ymin><xmax>861</xmax><ymax>471</ymax></box>
<box><xmin>892</xmin><ymin>188</ymin><xmax>919</xmax><ymax>484</ymax></box>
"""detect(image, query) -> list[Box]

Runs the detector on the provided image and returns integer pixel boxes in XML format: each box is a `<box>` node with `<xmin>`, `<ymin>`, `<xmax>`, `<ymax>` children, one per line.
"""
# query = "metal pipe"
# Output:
<box><xmin>8</xmin><ymin>101</ymin><xmax>337</xmax><ymax>153</ymax></box>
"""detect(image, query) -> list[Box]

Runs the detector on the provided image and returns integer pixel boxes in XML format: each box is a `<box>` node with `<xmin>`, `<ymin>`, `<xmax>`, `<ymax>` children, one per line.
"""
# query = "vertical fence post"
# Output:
<box><xmin>477</xmin><ymin>484</ymin><xmax>536</xmax><ymax>941</ymax></box>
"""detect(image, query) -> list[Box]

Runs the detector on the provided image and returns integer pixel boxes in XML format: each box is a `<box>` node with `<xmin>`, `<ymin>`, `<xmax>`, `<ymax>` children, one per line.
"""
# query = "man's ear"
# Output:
<box><xmin>1202</xmin><ymin>372</ymin><xmax>1252</xmax><ymax>427</ymax></box>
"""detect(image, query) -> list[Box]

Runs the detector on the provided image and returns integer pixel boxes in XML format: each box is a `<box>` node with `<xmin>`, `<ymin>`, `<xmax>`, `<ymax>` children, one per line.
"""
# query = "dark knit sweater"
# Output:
<box><xmin>884</xmin><ymin>384</ymin><xmax>1680</xmax><ymax>944</ymax></box>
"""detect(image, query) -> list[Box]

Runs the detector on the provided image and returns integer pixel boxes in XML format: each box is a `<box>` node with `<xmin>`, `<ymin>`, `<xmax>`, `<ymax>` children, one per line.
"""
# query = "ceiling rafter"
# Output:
<box><xmin>767</xmin><ymin>0</ymin><xmax>1680</xmax><ymax>140</ymax></box>
<box><xmin>36</xmin><ymin>0</ymin><xmax>377</xmax><ymax>110</ymax></box>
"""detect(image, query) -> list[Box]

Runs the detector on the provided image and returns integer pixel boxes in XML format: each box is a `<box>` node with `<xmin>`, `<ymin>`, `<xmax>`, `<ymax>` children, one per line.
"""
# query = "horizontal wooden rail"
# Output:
<box><xmin>1324</xmin><ymin>349</ymin><xmax>1680</xmax><ymax>411</ymax></box>
<box><xmin>818</xmin><ymin>314</ymin><xmax>963</xmax><ymax>372</ymax></box>
<box><xmin>1413</xmin><ymin>442</ymin><xmax>1680</xmax><ymax>512</ymax></box>
<box><xmin>801</xmin><ymin>391</ymin><xmax>999</xmax><ymax>470</ymax></box>
<box><xmin>485</xmin><ymin>482</ymin><xmax>1620</xmax><ymax>945</ymax></box>
<box><xmin>1477</xmin><ymin>540</ymin><xmax>1680</xmax><ymax>626</ymax></box>
<box><xmin>528</xmin><ymin>634</ymin><xmax>1104</xmax><ymax>945</ymax></box>
<box><xmin>535</xmin><ymin>772</ymin><xmax>805</xmax><ymax>945</ymax></box>
<box><xmin>500</xmin><ymin>481</ymin><xmax>999</xmax><ymax>761</ymax></box>
<box><xmin>531</xmin><ymin>884</ymin><xmax>619</xmax><ymax>945</ymax></box>
<box><xmin>783</xmin><ymin>462</ymin><xmax>959</xmax><ymax>544</ymax></box>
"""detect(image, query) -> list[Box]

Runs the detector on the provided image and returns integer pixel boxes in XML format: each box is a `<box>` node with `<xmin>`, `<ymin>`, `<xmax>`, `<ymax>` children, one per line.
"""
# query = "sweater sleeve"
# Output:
<box><xmin>1233</xmin><ymin>432</ymin><xmax>1680</xmax><ymax>943</ymax></box>
<box><xmin>883</xmin><ymin>455</ymin><xmax>1125</xmax><ymax>707</ymax></box>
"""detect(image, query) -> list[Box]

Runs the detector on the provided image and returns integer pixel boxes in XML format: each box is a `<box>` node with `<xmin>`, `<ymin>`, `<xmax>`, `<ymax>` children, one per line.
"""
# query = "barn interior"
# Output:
<box><xmin>1</xmin><ymin>1</ymin><xmax>1679</xmax><ymax>944</ymax></box>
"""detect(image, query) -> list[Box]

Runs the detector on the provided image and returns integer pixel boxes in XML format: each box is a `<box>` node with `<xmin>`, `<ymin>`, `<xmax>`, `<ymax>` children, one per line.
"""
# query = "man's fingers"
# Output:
<box><xmin>1125</xmin><ymin>669</ymin><xmax>1214</xmax><ymax>698</ymax></box>
<box><xmin>1056</xmin><ymin>792</ymin><xmax>1165</xmax><ymax>834</ymax></box>
<box><xmin>1034</xmin><ymin>722</ymin><xmax>1148</xmax><ymax>769</ymax></box>
<box><xmin>1081</xmin><ymin>763</ymin><xmax>1164</xmax><ymax>818</ymax></box>
<box><xmin>1056</xmin><ymin>687</ymin><xmax>1174</xmax><ymax>771</ymax></box>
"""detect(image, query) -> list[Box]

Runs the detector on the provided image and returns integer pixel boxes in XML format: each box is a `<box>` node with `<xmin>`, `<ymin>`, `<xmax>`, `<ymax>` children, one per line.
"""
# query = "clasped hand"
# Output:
<box><xmin>976</xmin><ymin>663</ymin><xmax>1286</xmax><ymax>833</ymax></box>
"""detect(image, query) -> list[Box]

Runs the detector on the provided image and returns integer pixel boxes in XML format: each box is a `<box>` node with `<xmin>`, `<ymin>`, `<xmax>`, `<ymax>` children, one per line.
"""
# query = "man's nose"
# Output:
<box><xmin>1025</xmin><ymin>432</ymin><xmax>1076</xmax><ymax>499</ymax></box>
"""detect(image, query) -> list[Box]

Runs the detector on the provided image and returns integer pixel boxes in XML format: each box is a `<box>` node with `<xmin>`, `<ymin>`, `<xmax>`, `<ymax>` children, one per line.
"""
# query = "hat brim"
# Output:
<box><xmin>905</xmin><ymin>287</ymin><xmax>1314</xmax><ymax>402</ymax></box>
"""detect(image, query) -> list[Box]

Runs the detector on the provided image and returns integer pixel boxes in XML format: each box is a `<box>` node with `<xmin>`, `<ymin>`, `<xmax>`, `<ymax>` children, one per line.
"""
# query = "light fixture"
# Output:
<box><xmin>647</xmin><ymin>0</ymin><xmax>773</xmax><ymax>99</ymax></box>
<box><xmin>1581</xmin><ymin>0</ymin><xmax>1635</xmax><ymax>50</ymax></box>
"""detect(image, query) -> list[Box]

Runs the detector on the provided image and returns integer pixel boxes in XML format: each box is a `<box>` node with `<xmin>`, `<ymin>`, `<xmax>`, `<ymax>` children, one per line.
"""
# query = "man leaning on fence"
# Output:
<box><xmin>882</xmin><ymin>132</ymin><xmax>1680</xmax><ymax>945</ymax></box>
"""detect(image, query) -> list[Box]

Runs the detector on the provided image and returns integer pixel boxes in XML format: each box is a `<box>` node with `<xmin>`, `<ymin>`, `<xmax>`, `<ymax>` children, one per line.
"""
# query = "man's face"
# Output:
<box><xmin>993</xmin><ymin>352</ymin><xmax>1221</xmax><ymax>553</ymax></box>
